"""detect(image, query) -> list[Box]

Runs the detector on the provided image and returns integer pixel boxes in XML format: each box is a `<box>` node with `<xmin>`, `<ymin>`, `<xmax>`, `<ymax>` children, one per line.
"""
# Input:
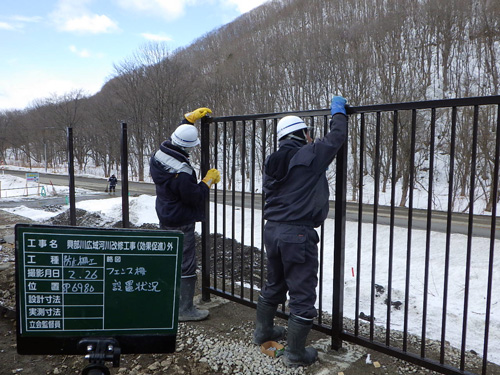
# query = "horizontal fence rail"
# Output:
<box><xmin>200</xmin><ymin>95</ymin><xmax>500</xmax><ymax>375</ymax></box>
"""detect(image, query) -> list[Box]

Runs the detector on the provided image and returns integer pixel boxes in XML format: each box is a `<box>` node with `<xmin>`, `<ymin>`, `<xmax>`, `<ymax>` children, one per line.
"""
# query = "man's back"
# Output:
<box><xmin>263</xmin><ymin>113</ymin><xmax>348</xmax><ymax>227</ymax></box>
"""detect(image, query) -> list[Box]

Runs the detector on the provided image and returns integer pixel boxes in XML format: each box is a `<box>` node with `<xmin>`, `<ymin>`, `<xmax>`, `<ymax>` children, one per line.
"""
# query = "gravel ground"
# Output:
<box><xmin>1</xmin><ymin>207</ymin><xmax>500</xmax><ymax>375</ymax></box>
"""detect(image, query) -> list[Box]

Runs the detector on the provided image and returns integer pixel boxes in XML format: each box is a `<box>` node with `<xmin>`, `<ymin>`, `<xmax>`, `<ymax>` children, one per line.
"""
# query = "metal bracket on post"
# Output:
<box><xmin>79</xmin><ymin>338</ymin><xmax>121</xmax><ymax>375</ymax></box>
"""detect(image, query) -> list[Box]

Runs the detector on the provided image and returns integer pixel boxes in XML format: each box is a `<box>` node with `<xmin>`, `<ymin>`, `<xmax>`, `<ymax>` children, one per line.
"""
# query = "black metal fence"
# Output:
<box><xmin>199</xmin><ymin>95</ymin><xmax>500</xmax><ymax>375</ymax></box>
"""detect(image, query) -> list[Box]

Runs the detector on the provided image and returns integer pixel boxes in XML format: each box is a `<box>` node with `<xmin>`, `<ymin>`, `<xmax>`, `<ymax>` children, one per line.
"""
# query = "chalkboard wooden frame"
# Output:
<box><xmin>15</xmin><ymin>223</ymin><xmax>183</xmax><ymax>355</ymax></box>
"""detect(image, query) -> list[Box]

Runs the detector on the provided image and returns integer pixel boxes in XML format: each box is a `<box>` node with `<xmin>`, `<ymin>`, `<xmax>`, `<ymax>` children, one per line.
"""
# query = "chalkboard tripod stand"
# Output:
<box><xmin>80</xmin><ymin>338</ymin><xmax>121</xmax><ymax>375</ymax></box>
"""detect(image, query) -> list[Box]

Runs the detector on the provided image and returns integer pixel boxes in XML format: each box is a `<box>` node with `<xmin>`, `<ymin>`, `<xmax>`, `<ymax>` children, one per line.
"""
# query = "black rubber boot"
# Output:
<box><xmin>252</xmin><ymin>295</ymin><xmax>286</xmax><ymax>345</ymax></box>
<box><xmin>178</xmin><ymin>276</ymin><xmax>209</xmax><ymax>322</ymax></box>
<box><xmin>283</xmin><ymin>314</ymin><xmax>318</xmax><ymax>367</ymax></box>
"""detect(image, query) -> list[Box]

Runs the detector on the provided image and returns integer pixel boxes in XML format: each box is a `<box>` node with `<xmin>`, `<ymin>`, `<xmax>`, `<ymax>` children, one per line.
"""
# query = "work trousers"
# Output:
<box><xmin>261</xmin><ymin>221</ymin><xmax>319</xmax><ymax>319</ymax></box>
<box><xmin>160</xmin><ymin>222</ymin><xmax>197</xmax><ymax>277</ymax></box>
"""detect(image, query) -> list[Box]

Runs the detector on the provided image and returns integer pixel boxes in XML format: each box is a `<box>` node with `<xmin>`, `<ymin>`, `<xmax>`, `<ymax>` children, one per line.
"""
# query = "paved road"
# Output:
<box><xmin>0</xmin><ymin>170</ymin><xmax>155</xmax><ymax>209</ymax></box>
<box><xmin>211</xmin><ymin>184</ymin><xmax>500</xmax><ymax>239</ymax></box>
<box><xmin>8</xmin><ymin>170</ymin><xmax>156</xmax><ymax>195</ymax></box>
<box><xmin>1</xmin><ymin>169</ymin><xmax>499</xmax><ymax>238</ymax></box>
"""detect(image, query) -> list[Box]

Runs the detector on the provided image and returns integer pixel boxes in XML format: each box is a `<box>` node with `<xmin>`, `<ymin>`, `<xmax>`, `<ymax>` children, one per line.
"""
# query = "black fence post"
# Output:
<box><xmin>67</xmin><ymin>127</ymin><xmax>76</xmax><ymax>226</ymax></box>
<box><xmin>200</xmin><ymin>116</ymin><xmax>211</xmax><ymax>302</ymax></box>
<box><xmin>332</xmin><ymin>130</ymin><xmax>348</xmax><ymax>350</ymax></box>
<box><xmin>121</xmin><ymin>123</ymin><xmax>129</xmax><ymax>228</ymax></box>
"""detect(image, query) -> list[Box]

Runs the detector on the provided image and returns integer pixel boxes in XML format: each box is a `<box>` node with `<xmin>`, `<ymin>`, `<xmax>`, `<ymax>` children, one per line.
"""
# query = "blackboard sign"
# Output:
<box><xmin>15</xmin><ymin>224</ymin><xmax>183</xmax><ymax>355</ymax></box>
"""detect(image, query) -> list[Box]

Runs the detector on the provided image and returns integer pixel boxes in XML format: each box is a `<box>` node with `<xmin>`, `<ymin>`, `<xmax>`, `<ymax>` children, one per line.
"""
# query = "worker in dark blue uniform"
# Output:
<box><xmin>253</xmin><ymin>96</ymin><xmax>348</xmax><ymax>367</ymax></box>
<box><xmin>107</xmin><ymin>174</ymin><xmax>117</xmax><ymax>194</ymax></box>
<box><xmin>150</xmin><ymin>107</ymin><xmax>220</xmax><ymax>322</ymax></box>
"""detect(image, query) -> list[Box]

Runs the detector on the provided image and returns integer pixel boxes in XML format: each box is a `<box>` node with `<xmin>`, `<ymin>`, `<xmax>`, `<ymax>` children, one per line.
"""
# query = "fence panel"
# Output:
<box><xmin>200</xmin><ymin>96</ymin><xmax>500</xmax><ymax>375</ymax></box>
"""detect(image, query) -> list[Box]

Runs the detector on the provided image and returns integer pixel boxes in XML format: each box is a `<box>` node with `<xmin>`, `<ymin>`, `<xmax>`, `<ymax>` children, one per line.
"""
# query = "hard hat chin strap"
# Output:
<box><xmin>285</xmin><ymin>129</ymin><xmax>308</xmax><ymax>143</ymax></box>
<box><xmin>172</xmin><ymin>139</ymin><xmax>191</xmax><ymax>154</ymax></box>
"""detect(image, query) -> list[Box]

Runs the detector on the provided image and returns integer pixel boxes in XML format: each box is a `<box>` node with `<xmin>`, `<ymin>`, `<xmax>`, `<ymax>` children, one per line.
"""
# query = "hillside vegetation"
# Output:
<box><xmin>1</xmin><ymin>0</ymin><xmax>499</xmax><ymax>204</ymax></box>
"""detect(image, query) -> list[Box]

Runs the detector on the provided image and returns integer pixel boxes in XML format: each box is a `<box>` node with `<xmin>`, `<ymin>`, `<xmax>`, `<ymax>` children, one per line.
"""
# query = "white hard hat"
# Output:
<box><xmin>277</xmin><ymin>115</ymin><xmax>307</xmax><ymax>140</ymax></box>
<box><xmin>171</xmin><ymin>124</ymin><xmax>200</xmax><ymax>148</ymax></box>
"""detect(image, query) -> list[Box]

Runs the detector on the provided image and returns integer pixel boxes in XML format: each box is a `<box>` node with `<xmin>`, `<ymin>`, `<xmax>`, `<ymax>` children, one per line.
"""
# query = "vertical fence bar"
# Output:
<box><xmin>240</xmin><ymin>120</ymin><xmax>246</xmax><ymax>298</ymax></box>
<box><xmin>386</xmin><ymin>110</ymin><xmax>398</xmax><ymax>346</ymax></box>
<box><xmin>67</xmin><ymin>127</ymin><xmax>76</xmax><ymax>226</ymax></box>
<box><xmin>460</xmin><ymin>105</ymin><xmax>479</xmax><ymax>371</ymax></box>
<box><xmin>403</xmin><ymin>109</ymin><xmax>417</xmax><ymax>352</ymax></box>
<box><xmin>421</xmin><ymin>108</ymin><xmax>436</xmax><ymax>357</ymax></box>
<box><xmin>482</xmin><ymin>104</ymin><xmax>500</xmax><ymax>375</ymax></box>
<box><xmin>318</xmin><ymin>115</ymin><xmax>326</xmax><ymax>326</ymax></box>
<box><xmin>222</xmin><ymin>121</ymin><xmax>228</xmax><ymax>293</ymax></box>
<box><xmin>120</xmin><ymin>122</ymin><xmax>129</xmax><ymax>228</ymax></box>
<box><xmin>272</xmin><ymin>118</ymin><xmax>278</xmax><ymax>152</ymax></box>
<box><xmin>231</xmin><ymin>120</ymin><xmax>237</xmax><ymax>296</ymax></box>
<box><xmin>260</xmin><ymin>120</ymin><xmax>268</xmax><ymax>292</ymax></box>
<box><xmin>332</xmin><ymin>116</ymin><xmax>347</xmax><ymax>350</ymax></box>
<box><xmin>213</xmin><ymin>122</ymin><xmax>219</xmax><ymax>291</ymax></box>
<box><xmin>201</xmin><ymin>116</ymin><xmax>211</xmax><ymax>301</ymax></box>
<box><xmin>370</xmin><ymin>112</ymin><xmax>382</xmax><ymax>341</ymax></box>
<box><xmin>250</xmin><ymin>119</ymin><xmax>256</xmax><ymax>302</ymax></box>
<box><xmin>355</xmin><ymin>113</ymin><xmax>365</xmax><ymax>337</ymax></box>
<box><xmin>441</xmin><ymin>106</ymin><xmax>457</xmax><ymax>364</ymax></box>
<box><xmin>318</xmin><ymin>222</ymin><xmax>325</xmax><ymax>325</ymax></box>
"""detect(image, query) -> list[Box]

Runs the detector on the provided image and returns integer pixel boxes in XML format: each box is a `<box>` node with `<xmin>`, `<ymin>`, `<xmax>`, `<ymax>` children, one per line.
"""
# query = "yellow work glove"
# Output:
<box><xmin>185</xmin><ymin>107</ymin><xmax>212</xmax><ymax>123</ymax></box>
<box><xmin>202</xmin><ymin>168</ymin><xmax>221</xmax><ymax>188</ymax></box>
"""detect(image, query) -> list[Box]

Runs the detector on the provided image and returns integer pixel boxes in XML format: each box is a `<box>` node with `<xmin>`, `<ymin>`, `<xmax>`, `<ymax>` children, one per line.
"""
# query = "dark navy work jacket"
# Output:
<box><xmin>149</xmin><ymin>140</ymin><xmax>209</xmax><ymax>227</ymax></box>
<box><xmin>263</xmin><ymin>113</ymin><xmax>348</xmax><ymax>227</ymax></box>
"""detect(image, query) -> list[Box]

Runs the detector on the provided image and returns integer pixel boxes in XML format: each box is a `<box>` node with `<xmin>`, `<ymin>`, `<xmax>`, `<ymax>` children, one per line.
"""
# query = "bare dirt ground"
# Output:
<box><xmin>1</xmin><ymin>209</ymin><xmax>498</xmax><ymax>375</ymax></box>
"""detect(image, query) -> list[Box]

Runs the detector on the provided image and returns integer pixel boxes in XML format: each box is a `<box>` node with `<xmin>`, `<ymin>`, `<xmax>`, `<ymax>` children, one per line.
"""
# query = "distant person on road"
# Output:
<box><xmin>253</xmin><ymin>96</ymin><xmax>348</xmax><ymax>368</ymax></box>
<box><xmin>149</xmin><ymin>107</ymin><xmax>220</xmax><ymax>322</ymax></box>
<box><xmin>108</xmin><ymin>174</ymin><xmax>118</xmax><ymax>194</ymax></box>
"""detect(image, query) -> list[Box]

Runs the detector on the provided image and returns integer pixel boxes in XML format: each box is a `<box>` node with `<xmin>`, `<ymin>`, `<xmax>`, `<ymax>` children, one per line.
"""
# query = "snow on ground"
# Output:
<box><xmin>0</xmin><ymin>173</ymin><xmax>100</xmax><ymax>200</ymax></box>
<box><xmin>208</xmin><ymin>202</ymin><xmax>500</xmax><ymax>365</ymax></box>
<box><xmin>1</xmin><ymin>173</ymin><xmax>499</xmax><ymax>365</ymax></box>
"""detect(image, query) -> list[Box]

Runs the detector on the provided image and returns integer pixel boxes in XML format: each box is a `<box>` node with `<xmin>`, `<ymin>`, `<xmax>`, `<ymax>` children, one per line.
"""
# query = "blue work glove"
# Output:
<box><xmin>331</xmin><ymin>96</ymin><xmax>347</xmax><ymax>116</ymax></box>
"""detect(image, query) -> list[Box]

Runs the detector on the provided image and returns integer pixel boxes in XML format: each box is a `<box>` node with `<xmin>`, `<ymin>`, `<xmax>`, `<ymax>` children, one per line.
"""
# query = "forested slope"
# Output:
<box><xmin>1</xmin><ymin>0</ymin><xmax>498</xmax><ymax>190</ymax></box>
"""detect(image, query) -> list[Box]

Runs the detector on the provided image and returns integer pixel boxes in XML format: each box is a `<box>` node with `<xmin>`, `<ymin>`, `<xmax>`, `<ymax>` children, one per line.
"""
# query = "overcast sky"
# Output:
<box><xmin>0</xmin><ymin>0</ymin><xmax>269</xmax><ymax>111</ymax></box>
